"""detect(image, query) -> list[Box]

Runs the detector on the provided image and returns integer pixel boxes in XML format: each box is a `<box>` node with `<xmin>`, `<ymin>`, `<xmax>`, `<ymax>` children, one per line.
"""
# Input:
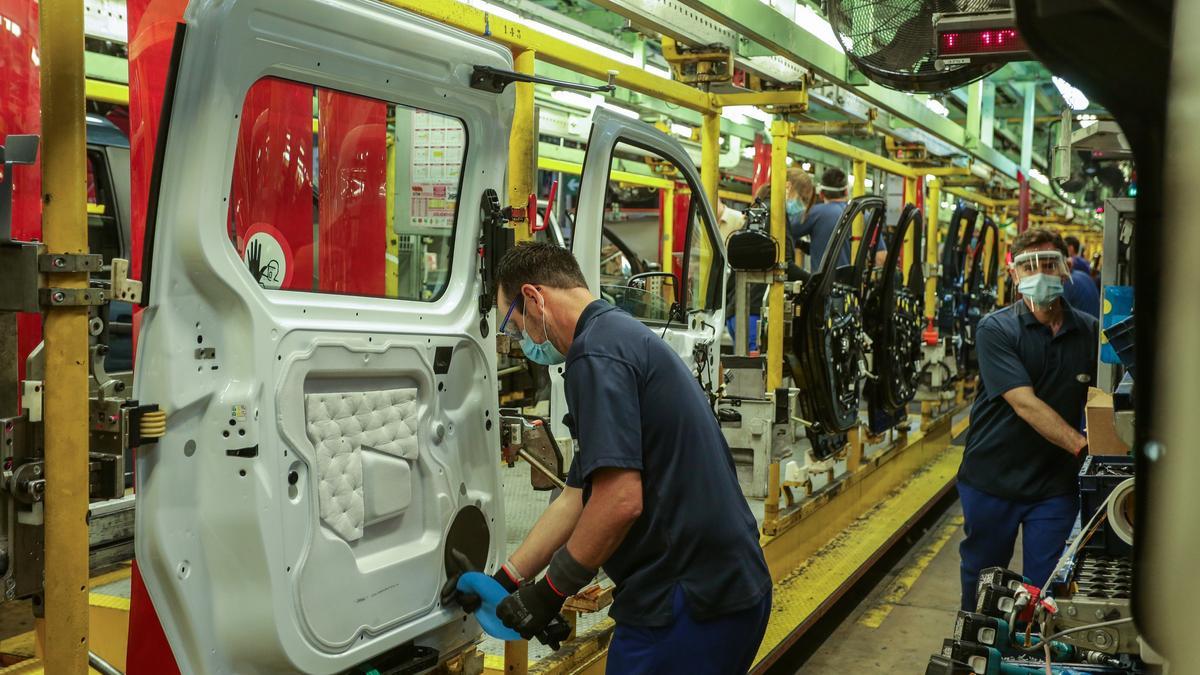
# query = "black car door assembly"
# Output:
<box><xmin>791</xmin><ymin>196</ymin><xmax>887</xmax><ymax>460</ymax></box>
<box><xmin>864</xmin><ymin>204</ymin><xmax>926</xmax><ymax>434</ymax></box>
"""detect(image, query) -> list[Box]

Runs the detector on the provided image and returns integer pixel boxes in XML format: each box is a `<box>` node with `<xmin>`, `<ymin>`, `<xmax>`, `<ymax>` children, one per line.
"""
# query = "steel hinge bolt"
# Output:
<box><xmin>51</xmin><ymin>291</ymin><xmax>65</xmax><ymax>304</ymax></box>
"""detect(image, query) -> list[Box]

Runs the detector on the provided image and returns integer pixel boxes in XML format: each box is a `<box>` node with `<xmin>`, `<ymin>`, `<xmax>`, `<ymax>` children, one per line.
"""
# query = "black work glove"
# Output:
<box><xmin>441</xmin><ymin>561</ymin><xmax>522</xmax><ymax>613</ymax></box>
<box><xmin>497</xmin><ymin>548</ymin><xmax>595</xmax><ymax>641</ymax></box>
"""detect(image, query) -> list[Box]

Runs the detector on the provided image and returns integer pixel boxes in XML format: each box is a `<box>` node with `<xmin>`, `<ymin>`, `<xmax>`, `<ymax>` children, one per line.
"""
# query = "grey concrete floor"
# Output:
<box><xmin>797</xmin><ymin>501</ymin><xmax>1028</xmax><ymax>673</ymax></box>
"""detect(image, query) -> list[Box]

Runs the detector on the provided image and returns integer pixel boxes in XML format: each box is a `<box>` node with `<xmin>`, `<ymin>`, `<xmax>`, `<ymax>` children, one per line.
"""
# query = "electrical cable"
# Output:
<box><xmin>1015</xmin><ymin>618</ymin><xmax>1134</xmax><ymax>654</ymax></box>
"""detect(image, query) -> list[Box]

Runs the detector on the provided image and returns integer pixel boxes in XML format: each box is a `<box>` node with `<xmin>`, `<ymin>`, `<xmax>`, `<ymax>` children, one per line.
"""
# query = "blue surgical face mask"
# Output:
<box><xmin>519</xmin><ymin>296</ymin><xmax>566</xmax><ymax>366</ymax></box>
<box><xmin>1018</xmin><ymin>273</ymin><xmax>1064</xmax><ymax>309</ymax></box>
<box><xmin>785</xmin><ymin>198</ymin><xmax>805</xmax><ymax>227</ymax></box>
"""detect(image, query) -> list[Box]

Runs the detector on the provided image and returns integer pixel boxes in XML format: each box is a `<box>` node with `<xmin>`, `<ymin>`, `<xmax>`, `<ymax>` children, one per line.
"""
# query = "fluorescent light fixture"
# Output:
<box><xmin>864</xmin><ymin>178</ymin><xmax>874</xmax><ymax>189</ymax></box>
<box><xmin>550</xmin><ymin>89</ymin><xmax>595</xmax><ymax>110</ymax></box>
<box><xmin>1052</xmin><ymin>76</ymin><xmax>1089</xmax><ymax>111</ymax></box>
<box><xmin>924</xmin><ymin>97</ymin><xmax>950</xmax><ymax>117</ymax></box>
<box><xmin>792</xmin><ymin>3</ymin><xmax>845</xmax><ymax>53</ymax></box>
<box><xmin>786</xmin><ymin>157</ymin><xmax>794</xmax><ymax>166</ymax></box>
<box><xmin>926</xmin><ymin>174</ymin><xmax>936</xmax><ymax>182</ymax></box>
<box><xmin>722</xmin><ymin>109</ymin><xmax>747</xmax><ymax>125</ymax></box>
<box><xmin>1076</xmin><ymin>113</ymin><xmax>1098</xmax><ymax>129</ymax></box>
<box><xmin>1027</xmin><ymin>168</ymin><xmax>1049</xmax><ymax>185</ymax></box>
<box><xmin>599</xmin><ymin>101</ymin><xmax>640</xmax><ymax>120</ymax></box>
<box><xmin>724</xmin><ymin>105</ymin><xmax>773</xmax><ymax>125</ymax></box>
<box><xmin>802</xmin><ymin>162</ymin><xmax>812</xmax><ymax>171</ymax></box>
<box><xmin>670</xmin><ymin>123</ymin><xmax>693</xmax><ymax>138</ymax></box>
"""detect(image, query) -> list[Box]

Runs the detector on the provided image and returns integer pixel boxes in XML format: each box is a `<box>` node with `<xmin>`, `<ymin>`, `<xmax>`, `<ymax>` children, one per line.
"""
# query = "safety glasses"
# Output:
<box><xmin>498</xmin><ymin>295</ymin><xmax>523</xmax><ymax>340</ymax></box>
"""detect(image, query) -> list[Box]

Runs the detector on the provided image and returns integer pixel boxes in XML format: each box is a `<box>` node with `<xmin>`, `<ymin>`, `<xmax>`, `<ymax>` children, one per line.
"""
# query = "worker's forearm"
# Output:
<box><xmin>565</xmin><ymin>500</ymin><xmax>638</xmax><ymax>570</ymax></box>
<box><xmin>508</xmin><ymin>489</ymin><xmax>583</xmax><ymax>578</ymax></box>
<box><xmin>1012</xmin><ymin>398</ymin><xmax>1086</xmax><ymax>454</ymax></box>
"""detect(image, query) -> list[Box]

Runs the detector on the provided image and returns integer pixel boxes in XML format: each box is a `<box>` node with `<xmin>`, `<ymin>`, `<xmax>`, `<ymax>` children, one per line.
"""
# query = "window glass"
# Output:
<box><xmin>227</xmin><ymin>77</ymin><xmax>464</xmax><ymax>301</ymax></box>
<box><xmin>599</xmin><ymin>141</ymin><xmax>721</xmax><ymax>323</ymax></box>
<box><xmin>86</xmin><ymin>149</ymin><xmax>122</xmax><ymax>266</ymax></box>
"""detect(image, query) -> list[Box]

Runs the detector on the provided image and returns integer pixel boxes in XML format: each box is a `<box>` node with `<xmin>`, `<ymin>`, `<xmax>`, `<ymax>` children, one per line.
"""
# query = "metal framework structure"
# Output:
<box><xmin>25</xmin><ymin>1</ymin><xmax>1112</xmax><ymax>673</ymax></box>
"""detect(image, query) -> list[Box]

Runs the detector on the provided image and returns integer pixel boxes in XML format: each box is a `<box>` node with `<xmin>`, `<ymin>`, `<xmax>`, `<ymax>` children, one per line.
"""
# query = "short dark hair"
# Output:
<box><xmin>1011</xmin><ymin>227</ymin><xmax>1069</xmax><ymax>258</ymax></box>
<box><xmin>1063</xmin><ymin>235</ymin><xmax>1082</xmax><ymax>254</ymax></box>
<box><xmin>497</xmin><ymin>242</ymin><xmax>587</xmax><ymax>304</ymax></box>
<box><xmin>819</xmin><ymin>168</ymin><xmax>848</xmax><ymax>198</ymax></box>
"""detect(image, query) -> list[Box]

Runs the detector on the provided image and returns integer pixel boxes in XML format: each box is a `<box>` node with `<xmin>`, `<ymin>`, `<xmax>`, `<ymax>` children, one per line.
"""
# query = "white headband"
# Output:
<box><xmin>817</xmin><ymin>181</ymin><xmax>849</xmax><ymax>193</ymax></box>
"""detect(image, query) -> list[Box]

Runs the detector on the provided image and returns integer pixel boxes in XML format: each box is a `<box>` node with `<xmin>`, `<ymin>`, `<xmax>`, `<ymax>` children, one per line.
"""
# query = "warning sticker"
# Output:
<box><xmin>241</xmin><ymin>223</ymin><xmax>294</xmax><ymax>290</ymax></box>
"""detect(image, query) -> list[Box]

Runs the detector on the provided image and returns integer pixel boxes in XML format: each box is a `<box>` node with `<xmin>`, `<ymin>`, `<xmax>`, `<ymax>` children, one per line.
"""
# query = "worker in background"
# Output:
<box><xmin>1064</xmin><ymin>235</ymin><xmax>1091</xmax><ymax>274</ymax></box>
<box><xmin>957</xmin><ymin>228</ymin><xmax>1098</xmax><ymax>611</ymax></box>
<box><xmin>716</xmin><ymin>199</ymin><xmax>746</xmax><ymax>243</ymax></box>
<box><xmin>793</xmin><ymin>167</ymin><xmax>886</xmax><ymax>271</ymax></box>
<box><xmin>484</xmin><ymin>243</ymin><xmax>772</xmax><ymax>673</ymax></box>
<box><xmin>1063</xmin><ymin>262</ymin><xmax>1101</xmax><ymax>318</ymax></box>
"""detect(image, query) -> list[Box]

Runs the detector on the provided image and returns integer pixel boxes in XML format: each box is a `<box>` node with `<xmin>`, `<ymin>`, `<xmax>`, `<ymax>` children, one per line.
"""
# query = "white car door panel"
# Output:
<box><xmin>133</xmin><ymin>1</ymin><xmax>513</xmax><ymax>672</ymax></box>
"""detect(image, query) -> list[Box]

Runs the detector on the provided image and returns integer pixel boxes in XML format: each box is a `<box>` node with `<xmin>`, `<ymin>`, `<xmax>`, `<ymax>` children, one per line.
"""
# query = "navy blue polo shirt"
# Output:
<box><xmin>959</xmin><ymin>300</ymin><xmax>1099</xmax><ymax>502</ymax></box>
<box><xmin>563</xmin><ymin>301</ymin><xmax>771</xmax><ymax>626</ymax></box>
<box><xmin>793</xmin><ymin>201</ymin><xmax>884</xmax><ymax>271</ymax></box>
<box><xmin>1063</xmin><ymin>270</ymin><xmax>1100</xmax><ymax>318</ymax></box>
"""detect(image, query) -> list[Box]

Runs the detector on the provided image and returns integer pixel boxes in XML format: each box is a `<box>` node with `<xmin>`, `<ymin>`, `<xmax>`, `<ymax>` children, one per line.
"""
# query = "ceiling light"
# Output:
<box><xmin>786</xmin><ymin>157</ymin><xmax>794</xmax><ymax>166</ymax></box>
<box><xmin>722</xmin><ymin>108</ymin><xmax>748</xmax><ymax>125</ymax></box>
<box><xmin>550</xmin><ymin>89</ymin><xmax>594</xmax><ymax>110</ymax></box>
<box><xmin>864</xmin><ymin>178</ymin><xmax>874</xmax><ymax>189</ymax></box>
<box><xmin>924</xmin><ymin>97</ymin><xmax>950</xmax><ymax>117</ymax></box>
<box><xmin>599</xmin><ymin>102</ymin><xmax>640</xmax><ymax>120</ymax></box>
<box><xmin>742</xmin><ymin>147</ymin><xmax>756</xmax><ymax>160</ymax></box>
<box><xmin>1027</xmin><ymin>168</ymin><xmax>1049</xmax><ymax>185</ymax></box>
<box><xmin>801</xmin><ymin>162</ymin><xmax>812</xmax><ymax>171</ymax></box>
<box><xmin>1052</xmin><ymin>76</ymin><xmax>1089</xmax><ymax>111</ymax></box>
<box><xmin>723</xmin><ymin>105</ymin><xmax>774</xmax><ymax>126</ymax></box>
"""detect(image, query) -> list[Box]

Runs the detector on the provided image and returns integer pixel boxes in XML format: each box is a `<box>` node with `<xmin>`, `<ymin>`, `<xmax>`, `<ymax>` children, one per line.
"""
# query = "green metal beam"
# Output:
<box><xmin>84</xmin><ymin>51</ymin><xmax>128</xmax><ymax>84</ymax></box>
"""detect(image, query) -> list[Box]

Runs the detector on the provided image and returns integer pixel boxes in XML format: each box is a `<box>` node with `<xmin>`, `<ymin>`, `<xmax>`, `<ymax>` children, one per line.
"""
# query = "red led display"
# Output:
<box><xmin>938</xmin><ymin>28</ymin><xmax>1027</xmax><ymax>56</ymax></box>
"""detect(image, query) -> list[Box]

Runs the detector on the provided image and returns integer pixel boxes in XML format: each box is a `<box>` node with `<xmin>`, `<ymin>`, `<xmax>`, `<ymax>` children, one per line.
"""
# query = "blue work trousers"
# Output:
<box><xmin>958</xmin><ymin>481</ymin><xmax>1079</xmax><ymax>611</ymax></box>
<box><xmin>725</xmin><ymin>314</ymin><xmax>761</xmax><ymax>353</ymax></box>
<box><xmin>606</xmin><ymin>585</ymin><xmax>771</xmax><ymax>675</ymax></box>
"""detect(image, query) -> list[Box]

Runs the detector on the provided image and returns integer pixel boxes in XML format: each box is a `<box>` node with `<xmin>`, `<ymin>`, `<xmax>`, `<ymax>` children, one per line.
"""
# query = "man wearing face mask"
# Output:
<box><xmin>956</xmin><ymin>227</ymin><xmax>1098</xmax><ymax>612</ymax></box>
<box><xmin>486</xmin><ymin>242</ymin><xmax>772</xmax><ymax>673</ymax></box>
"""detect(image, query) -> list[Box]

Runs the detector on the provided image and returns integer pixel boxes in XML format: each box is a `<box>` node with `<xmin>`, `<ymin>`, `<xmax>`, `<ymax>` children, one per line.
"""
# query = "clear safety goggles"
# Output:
<box><xmin>1009</xmin><ymin>250</ymin><xmax>1068</xmax><ymax>276</ymax></box>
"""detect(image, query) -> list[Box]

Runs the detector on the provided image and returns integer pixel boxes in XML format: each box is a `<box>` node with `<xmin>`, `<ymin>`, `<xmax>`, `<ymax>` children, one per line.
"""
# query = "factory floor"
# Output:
<box><xmin>794</xmin><ymin>497</ymin><xmax>1026</xmax><ymax>673</ymax></box>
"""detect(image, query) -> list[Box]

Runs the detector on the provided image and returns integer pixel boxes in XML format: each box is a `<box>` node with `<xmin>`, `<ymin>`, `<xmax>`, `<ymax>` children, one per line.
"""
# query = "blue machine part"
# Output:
<box><xmin>456</xmin><ymin>572</ymin><xmax>521</xmax><ymax>641</ymax></box>
<box><xmin>1100</xmin><ymin>285</ymin><xmax>1133</xmax><ymax>364</ymax></box>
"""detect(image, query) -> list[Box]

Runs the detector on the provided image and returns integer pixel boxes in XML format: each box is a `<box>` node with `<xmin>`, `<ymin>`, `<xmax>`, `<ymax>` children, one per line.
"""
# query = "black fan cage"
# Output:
<box><xmin>827</xmin><ymin>0</ymin><xmax>1008</xmax><ymax>93</ymax></box>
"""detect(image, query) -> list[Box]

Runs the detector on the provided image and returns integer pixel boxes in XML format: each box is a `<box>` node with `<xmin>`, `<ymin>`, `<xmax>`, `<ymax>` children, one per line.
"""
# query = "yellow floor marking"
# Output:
<box><xmin>856</xmin><ymin>514</ymin><xmax>964</xmax><ymax>629</ymax></box>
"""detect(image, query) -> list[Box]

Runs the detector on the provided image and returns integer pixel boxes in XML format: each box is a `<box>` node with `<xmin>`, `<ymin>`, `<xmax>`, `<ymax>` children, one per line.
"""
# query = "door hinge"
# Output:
<box><xmin>39</xmin><ymin>287</ymin><xmax>109</xmax><ymax>307</ymax></box>
<box><xmin>38</xmin><ymin>252</ymin><xmax>103</xmax><ymax>273</ymax></box>
<box><xmin>470</xmin><ymin>64</ymin><xmax>617</xmax><ymax>95</ymax></box>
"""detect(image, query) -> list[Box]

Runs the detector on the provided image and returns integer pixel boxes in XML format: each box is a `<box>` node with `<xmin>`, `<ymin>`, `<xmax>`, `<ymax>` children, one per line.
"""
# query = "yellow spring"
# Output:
<box><xmin>139</xmin><ymin>410</ymin><xmax>168</xmax><ymax>439</ymax></box>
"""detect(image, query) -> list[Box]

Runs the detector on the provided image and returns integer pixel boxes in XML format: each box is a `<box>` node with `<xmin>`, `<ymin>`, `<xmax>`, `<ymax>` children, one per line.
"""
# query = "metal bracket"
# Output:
<box><xmin>470</xmin><ymin>64</ymin><xmax>616</xmax><ymax>95</ymax></box>
<box><xmin>109</xmin><ymin>258</ymin><xmax>143</xmax><ymax>304</ymax></box>
<box><xmin>39</xmin><ymin>287</ymin><xmax>108</xmax><ymax>307</ymax></box>
<box><xmin>661</xmin><ymin>36</ymin><xmax>733</xmax><ymax>85</ymax></box>
<box><xmin>38</xmin><ymin>252</ymin><xmax>102</xmax><ymax>273</ymax></box>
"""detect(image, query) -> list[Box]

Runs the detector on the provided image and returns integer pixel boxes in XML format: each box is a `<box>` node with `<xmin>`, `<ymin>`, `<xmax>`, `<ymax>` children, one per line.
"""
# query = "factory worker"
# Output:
<box><xmin>957</xmin><ymin>227</ymin><xmax>1098</xmax><ymax>611</ymax></box>
<box><xmin>480</xmin><ymin>242</ymin><xmax>772</xmax><ymax>673</ymax></box>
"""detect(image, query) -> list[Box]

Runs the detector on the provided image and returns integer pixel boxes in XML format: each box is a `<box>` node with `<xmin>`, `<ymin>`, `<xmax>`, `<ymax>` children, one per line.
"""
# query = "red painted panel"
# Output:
<box><xmin>316</xmin><ymin>90</ymin><xmax>388</xmax><ymax>296</ymax></box>
<box><xmin>128</xmin><ymin>0</ymin><xmax>187</xmax><ymax>283</ymax></box>
<box><xmin>228</xmin><ymin>78</ymin><xmax>315</xmax><ymax>291</ymax></box>
<box><xmin>125</xmin><ymin>559</ymin><xmax>181</xmax><ymax>675</ymax></box>
<box><xmin>672</xmin><ymin>189</ymin><xmax>690</xmax><ymax>280</ymax></box>
<box><xmin>0</xmin><ymin>0</ymin><xmax>42</xmax><ymax>390</ymax></box>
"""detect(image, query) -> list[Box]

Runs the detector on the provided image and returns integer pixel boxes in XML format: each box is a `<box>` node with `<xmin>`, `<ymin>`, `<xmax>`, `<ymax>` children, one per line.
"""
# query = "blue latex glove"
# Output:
<box><xmin>456</xmin><ymin>572</ymin><xmax>522</xmax><ymax>641</ymax></box>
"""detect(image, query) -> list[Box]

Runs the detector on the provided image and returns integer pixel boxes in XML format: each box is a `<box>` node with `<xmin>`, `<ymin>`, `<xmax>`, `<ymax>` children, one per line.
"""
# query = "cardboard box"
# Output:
<box><xmin>1086</xmin><ymin>387</ymin><xmax>1131</xmax><ymax>456</ymax></box>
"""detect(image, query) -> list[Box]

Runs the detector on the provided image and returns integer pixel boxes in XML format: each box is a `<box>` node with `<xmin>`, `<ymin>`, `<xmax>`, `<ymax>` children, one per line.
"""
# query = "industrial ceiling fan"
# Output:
<box><xmin>827</xmin><ymin>0</ymin><xmax>1028</xmax><ymax>93</ymax></box>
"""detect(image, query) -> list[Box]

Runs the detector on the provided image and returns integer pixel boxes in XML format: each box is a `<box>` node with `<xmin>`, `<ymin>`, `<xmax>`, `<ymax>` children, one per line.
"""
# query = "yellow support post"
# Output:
<box><xmin>766</xmin><ymin>119</ymin><xmax>788</xmax><ymax>392</ymax></box>
<box><xmin>903</xmin><ymin>175</ymin><xmax>917</xmax><ymax>283</ymax></box>
<box><xmin>508</xmin><ymin>48</ymin><xmax>536</xmax><ymax>243</ymax></box>
<box><xmin>661</xmin><ymin>187</ymin><xmax>674</xmax><ymax>273</ymax></box>
<box><xmin>701</xmin><ymin>112</ymin><xmax>720</xmax><ymax>211</ymax></box>
<box><xmin>925</xmin><ymin>179</ymin><xmax>941</xmax><ymax>320</ymax></box>
<box><xmin>40</xmin><ymin>0</ymin><xmax>90</xmax><ymax>671</ymax></box>
<box><xmin>385</xmin><ymin>115</ymin><xmax>399</xmax><ymax>298</ymax></box>
<box><xmin>698</xmin><ymin>112</ymin><xmax>720</xmax><ymax>309</ymax></box>
<box><xmin>850</xmin><ymin>159</ymin><xmax>866</xmax><ymax>260</ymax></box>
